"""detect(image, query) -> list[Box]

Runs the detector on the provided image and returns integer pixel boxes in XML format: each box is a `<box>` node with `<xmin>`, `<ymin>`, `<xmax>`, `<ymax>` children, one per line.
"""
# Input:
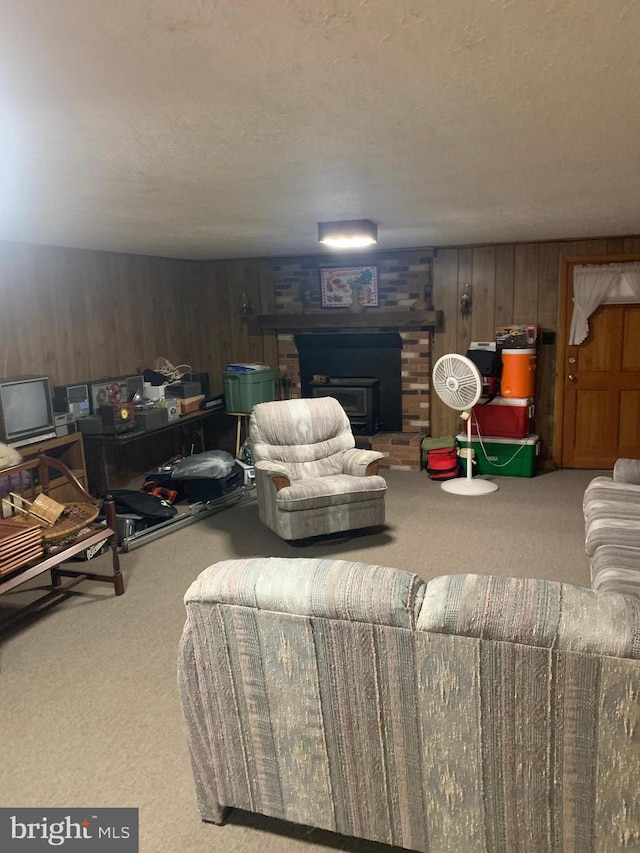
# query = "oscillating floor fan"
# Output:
<box><xmin>432</xmin><ymin>354</ymin><xmax>498</xmax><ymax>495</ymax></box>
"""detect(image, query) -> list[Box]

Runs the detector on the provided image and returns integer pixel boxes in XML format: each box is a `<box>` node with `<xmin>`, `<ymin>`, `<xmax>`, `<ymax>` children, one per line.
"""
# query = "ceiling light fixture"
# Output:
<box><xmin>318</xmin><ymin>219</ymin><xmax>378</xmax><ymax>249</ymax></box>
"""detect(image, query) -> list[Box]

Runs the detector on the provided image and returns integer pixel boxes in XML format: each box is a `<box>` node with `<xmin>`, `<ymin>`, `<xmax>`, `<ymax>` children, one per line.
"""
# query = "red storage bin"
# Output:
<box><xmin>471</xmin><ymin>396</ymin><xmax>534</xmax><ymax>439</ymax></box>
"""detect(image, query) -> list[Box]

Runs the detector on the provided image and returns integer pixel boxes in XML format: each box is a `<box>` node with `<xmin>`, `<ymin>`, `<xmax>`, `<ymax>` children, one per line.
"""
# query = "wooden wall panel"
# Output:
<box><xmin>535</xmin><ymin>242</ymin><xmax>561</xmax><ymax>456</ymax></box>
<box><xmin>433</xmin><ymin>236</ymin><xmax>640</xmax><ymax>465</ymax></box>
<box><xmin>431</xmin><ymin>249</ymin><xmax>463</xmax><ymax>437</ymax></box>
<box><xmin>0</xmin><ymin>242</ymin><xmax>201</xmax><ymax>385</ymax></box>
<box><xmin>513</xmin><ymin>243</ymin><xmax>540</xmax><ymax>325</ymax></box>
<box><xmin>195</xmin><ymin>259</ymin><xmax>271</xmax><ymax>395</ymax></box>
<box><xmin>494</xmin><ymin>245</ymin><xmax>515</xmax><ymax>325</ymax></box>
<box><xmin>3</xmin><ymin>234</ymin><xmax>640</xmax><ymax>467</ymax></box>
<box><xmin>470</xmin><ymin>246</ymin><xmax>496</xmax><ymax>342</ymax></box>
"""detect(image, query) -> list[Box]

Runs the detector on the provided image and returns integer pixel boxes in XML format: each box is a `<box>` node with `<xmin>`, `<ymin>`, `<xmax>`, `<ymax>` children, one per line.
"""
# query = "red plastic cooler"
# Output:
<box><xmin>471</xmin><ymin>396</ymin><xmax>534</xmax><ymax>439</ymax></box>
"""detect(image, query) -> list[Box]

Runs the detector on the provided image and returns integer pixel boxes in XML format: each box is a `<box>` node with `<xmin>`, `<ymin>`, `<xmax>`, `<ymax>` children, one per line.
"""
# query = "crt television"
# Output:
<box><xmin>0</xmin><ymin>375</ymin><xmax>57</xmax><ymax>449</ymax></box>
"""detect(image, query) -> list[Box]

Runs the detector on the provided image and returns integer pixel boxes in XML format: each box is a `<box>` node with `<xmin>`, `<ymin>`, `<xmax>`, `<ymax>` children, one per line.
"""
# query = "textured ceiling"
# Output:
<box><xmin>1</xmin><ymin>0</ymin><xmax>640</xmax><ymax>260</ymax></box>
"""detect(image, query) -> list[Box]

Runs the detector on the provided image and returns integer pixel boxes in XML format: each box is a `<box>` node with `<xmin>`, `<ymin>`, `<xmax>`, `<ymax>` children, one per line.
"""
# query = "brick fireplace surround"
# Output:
<box><xmin>269</xmin><ymin>255</ymin><xmax>435</xmax><ymax>471</ymax></box>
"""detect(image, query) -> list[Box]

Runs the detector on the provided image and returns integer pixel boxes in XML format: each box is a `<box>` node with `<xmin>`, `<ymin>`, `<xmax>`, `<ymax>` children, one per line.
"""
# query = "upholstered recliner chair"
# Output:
<box><xmin>248</xmin><ymin>396</ymin><xmax>386</xmax><ymax>540</ymax></box>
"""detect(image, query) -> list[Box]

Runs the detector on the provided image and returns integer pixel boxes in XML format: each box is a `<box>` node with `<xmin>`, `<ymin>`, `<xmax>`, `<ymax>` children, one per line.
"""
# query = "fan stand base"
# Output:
<box><xmin>441</xmin><ymin>477</ymin><xmax>499</xmax><ymax>495</ymax></box>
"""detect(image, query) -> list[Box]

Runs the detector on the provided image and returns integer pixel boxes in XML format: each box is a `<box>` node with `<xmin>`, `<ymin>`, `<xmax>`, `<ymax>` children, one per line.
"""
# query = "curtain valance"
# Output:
<box><xmin>570</xmin><ymin>262</ymin><xmax>640</xmax><ymax>345</ymax></box>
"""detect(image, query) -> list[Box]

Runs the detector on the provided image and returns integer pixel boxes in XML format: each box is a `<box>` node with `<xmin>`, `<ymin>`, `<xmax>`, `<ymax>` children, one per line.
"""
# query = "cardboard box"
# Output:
<box><xmin>457</xmin><ymin>433</ymin><xmax>540</xmax><ymax>477</ymax></box>
<box><xmin>178</xmin><ymin>394</ymin><xmax>205</xmax><ymax>415</ymax></box>
<box><xmin>495</xmin><ymin>325</ymin><xmax>538</xmax><ymax>349</ymax></box>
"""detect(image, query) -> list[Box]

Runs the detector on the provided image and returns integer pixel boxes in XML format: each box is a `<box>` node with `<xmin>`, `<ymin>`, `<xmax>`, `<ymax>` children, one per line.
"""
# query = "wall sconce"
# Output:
<box><xmin>239</xmin><ymin>293</ymin><xmax>255</xmax><ymax>320</ymax></box>
<box><xmin>460</xmin><ymin>283</ymin><xmax>473</xmax><ymax>315</ymax></box>
<box><xmin>318</xmin><ymin>219</ymin><xmax>378</xmax><ymax>249</ymax></box>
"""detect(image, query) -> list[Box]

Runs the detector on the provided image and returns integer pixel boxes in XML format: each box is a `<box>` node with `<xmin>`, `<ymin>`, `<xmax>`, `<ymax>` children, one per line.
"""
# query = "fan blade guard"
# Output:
<box><xmin>432</xmin><ymin>354</ymin><xmax>482</xmax><ymax>411</ymax></box>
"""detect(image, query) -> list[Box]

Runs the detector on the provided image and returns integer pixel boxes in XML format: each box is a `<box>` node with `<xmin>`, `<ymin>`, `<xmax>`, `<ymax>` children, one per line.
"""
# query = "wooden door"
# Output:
<box><xmin>560</xmin><ymin>300</ymin><xmax>640</xmax><ymax>468</ymax></box>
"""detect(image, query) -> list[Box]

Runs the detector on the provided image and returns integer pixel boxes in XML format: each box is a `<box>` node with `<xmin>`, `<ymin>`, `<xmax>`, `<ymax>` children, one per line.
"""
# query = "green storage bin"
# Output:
<box><xmin>456</xmin><ymin>433</ymin><xmax>539</xmax><ymax>477</ymax></box>
<box><xmin>223</xmin><ymin>368</ymin><xmax>276</xmax><ymax>414</ymax></box>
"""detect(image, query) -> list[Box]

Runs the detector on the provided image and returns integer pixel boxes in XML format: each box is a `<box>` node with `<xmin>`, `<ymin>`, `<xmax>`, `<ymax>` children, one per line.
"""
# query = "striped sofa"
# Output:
<box><xmin>178</xmin><ymin>556</ymin><xmax>640</xmax><ymax>853</ymax></box>
<box><xmin>585</xmin><ymin>458</ymin><xmax>640</xmax><ymax>595</ymax></box>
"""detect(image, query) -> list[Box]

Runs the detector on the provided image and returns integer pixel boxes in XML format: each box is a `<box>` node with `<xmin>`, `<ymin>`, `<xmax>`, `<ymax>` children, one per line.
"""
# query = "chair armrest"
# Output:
<box><xmin>254</xmin><ymin>461</ymin><xmax>291</xmax><ymax>492</ymax></box>
<box><xmin>613</xmin><ymin>458</ymin><xmax>640</xmax><ymax>485</ymax></box>
<box><xmin>418</xmin><ymin>573</ymin><xmax>640</xmax><ymax>660</ymax></box>
<box><xmin>343</xmin><ymin>448</ymin><xmax>385</xmax><ymax>477</ymax></box>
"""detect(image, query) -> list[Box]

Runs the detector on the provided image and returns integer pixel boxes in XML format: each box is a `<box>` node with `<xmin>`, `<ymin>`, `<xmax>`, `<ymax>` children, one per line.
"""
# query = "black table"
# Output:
<box><xmin>82</xmin><ymin>408</ymin><xmax>235</xmax><ymax>494</ymax></box>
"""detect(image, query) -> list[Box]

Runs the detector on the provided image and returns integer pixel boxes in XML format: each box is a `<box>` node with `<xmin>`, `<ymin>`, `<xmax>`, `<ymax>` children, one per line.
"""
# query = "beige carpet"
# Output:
<box><xmin>0</xmin><ymin>467</ymin><xmax>602</xmax><ymax>853</ymax></box>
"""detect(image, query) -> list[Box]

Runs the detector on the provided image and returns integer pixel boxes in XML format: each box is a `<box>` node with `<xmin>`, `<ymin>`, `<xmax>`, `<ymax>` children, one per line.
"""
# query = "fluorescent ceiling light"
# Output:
<box><xmin>318</xmin><ymin>219</ymin><xmax>378</xmax><ymax>248</ymax></box>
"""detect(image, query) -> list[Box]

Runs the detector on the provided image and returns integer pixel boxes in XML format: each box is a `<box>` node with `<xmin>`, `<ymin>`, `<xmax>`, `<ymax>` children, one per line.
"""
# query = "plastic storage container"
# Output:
<box><xmin>471</xmin><ymin>397</ymin><xmax>534</xmax><ymax>439</ymax></box>
<box><xmin>500</xmin><ymin>348</ymin><xmax>537</xmax><ymax>398</ymax></box>
<box><xmin>457</xmin><ymin>433</ymin><xmax>540</xmax><ymax>477</ymax></box>
<box><xmin>223</xmin><ymin>368</ymin><xmax>276</xmax><ymax>414</ymax></box>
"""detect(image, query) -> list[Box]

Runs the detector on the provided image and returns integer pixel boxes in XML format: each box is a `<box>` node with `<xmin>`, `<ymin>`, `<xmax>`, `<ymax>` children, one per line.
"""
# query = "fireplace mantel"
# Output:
<box><xmin>251</xmin><ymin>310</ymin><xmax>442</xmax><ymax>332</ymax></box>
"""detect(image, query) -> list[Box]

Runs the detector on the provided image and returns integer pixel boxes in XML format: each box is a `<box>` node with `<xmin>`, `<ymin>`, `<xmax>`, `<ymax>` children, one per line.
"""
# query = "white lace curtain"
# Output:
<box><xmin>570</xmin><ymin>261</ymin><xmax>640</xmax><ymax>345</ymax></box>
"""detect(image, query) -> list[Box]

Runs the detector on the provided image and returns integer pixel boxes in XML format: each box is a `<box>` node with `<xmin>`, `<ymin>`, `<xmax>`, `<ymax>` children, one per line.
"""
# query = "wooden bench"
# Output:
<box><xmin>0</xmin><ymin>452</ymin><xmax>123</xmax><ymax>624</ymax></box>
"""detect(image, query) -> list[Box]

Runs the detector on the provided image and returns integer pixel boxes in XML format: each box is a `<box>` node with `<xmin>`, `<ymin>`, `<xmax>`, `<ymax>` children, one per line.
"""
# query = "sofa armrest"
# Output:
<box><xmin>613</xmin><ymin>458</ymin><xmax>640</xmax><ymax>485</ymax></box>
<box><xmin>254</xmin><ymin>460</ymin><xmax>291</xmax><ymax>492</ymax></box>
<box><xmin>417</xmin><ymin>573</ymin><xmax>640</xmax><ymax>660</ymax></box>
<box><xmin>343</xmin><ymin>448</ymin><xmax>385</xmax><ymax>477</ymax></box>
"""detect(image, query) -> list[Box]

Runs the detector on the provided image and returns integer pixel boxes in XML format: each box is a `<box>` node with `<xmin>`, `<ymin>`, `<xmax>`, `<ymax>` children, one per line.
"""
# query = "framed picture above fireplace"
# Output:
<box><xmin>320</xmin><ymin>265</ymin><xmax>378</xmax><ymax>308</ymax></box>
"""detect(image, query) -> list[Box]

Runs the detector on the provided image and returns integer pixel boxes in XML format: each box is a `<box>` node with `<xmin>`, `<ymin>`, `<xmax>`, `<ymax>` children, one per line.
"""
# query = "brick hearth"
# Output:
<box><xmin>270</xmin><ymin>255</ymin><xmax>434</xmax><ymax>470</ymax></box>
<box><xmin>370</xmin><ymin>431</ymin><xmax>425</xmax><ymax>471</ymax></box>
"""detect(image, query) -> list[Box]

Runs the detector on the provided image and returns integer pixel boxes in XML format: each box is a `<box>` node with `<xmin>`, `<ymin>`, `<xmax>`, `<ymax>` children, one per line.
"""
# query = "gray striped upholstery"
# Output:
<box><xmin>614</xmin><ymin>458</ymin><xmax>640</xmax><ymax>484</ymax></box>
<box><xmin>249</xmin><ymin>397</ymin><xmax>386</xmax><ymax>540</ymax></box>
<box><xmin>178</xmin><ymin>557</ymin><xmax>640</xmax><ymax>852</ymax></box>
<box><xmin>420</xmin><ymin>573</ymin><xmax>640</xmax><ymax>659</ymax></box>
<box><xmin>584</xmin><ymin>463</ymin><xmax>640</xmax><ymax>596</ymax></box>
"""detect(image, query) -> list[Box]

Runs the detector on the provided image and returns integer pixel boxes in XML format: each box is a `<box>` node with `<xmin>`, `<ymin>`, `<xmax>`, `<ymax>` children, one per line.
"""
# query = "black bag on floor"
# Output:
<box><xmin>99</xmin><ymin>489</ymin><xmax>178</xmax><ymax>521</ymax></box>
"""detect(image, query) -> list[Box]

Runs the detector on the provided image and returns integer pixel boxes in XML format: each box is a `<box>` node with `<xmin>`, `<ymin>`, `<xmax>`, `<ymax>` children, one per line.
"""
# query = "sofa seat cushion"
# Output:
<box><xmin>585</xmin><ymin>516</ymin><xmax>640</xmax><ymax>556</ymax></box>
<box><xmin>276</xmin><ymin>474</ymin><xmax>387</xmax><ymax>512</ymax></box>
<box><xmin>584</xmin><ymin>476</ymin><xmax>640</xmax><ymax>521</ymax></box>
<box><xmin>591</xmin><ymin>544</ymin><xmax>640</xmax><ymax>597</ymax></box>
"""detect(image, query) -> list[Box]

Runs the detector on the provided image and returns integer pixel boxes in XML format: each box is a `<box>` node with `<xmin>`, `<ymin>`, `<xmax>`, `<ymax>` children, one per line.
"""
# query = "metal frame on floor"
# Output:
<box><xmin>119</xmin><ymin>486</ymin><xmax>255</xmax><ymax>551</ymax></box>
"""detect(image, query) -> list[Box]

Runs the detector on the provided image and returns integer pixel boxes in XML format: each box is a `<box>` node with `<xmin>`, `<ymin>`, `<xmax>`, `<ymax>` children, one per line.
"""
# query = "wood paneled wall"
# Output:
<box><xmin>0</xmin><ymin>243</ymin><xmax>277</xmax><ymax>397</ymax></box>
<box><xmin>0</xmin><ymin>241</ymin><xmax>201</xmax><ymax>386</ymax></box>
<box><xmin>432</xmin><ymin>235</ymin><xmax>640</xmax><ymax>462</ymax></box>
<box><xmin>4</xmin><ymin>234</ymin><xmax>640</xmax><ymax>463</ymax></box>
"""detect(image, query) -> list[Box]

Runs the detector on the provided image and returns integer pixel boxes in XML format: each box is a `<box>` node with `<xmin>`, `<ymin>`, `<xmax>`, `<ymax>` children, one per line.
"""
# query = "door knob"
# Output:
<box><xmin>568</xmin><ymin>374</ymin><xmax>577</xmax><ymax>382</ymax></box>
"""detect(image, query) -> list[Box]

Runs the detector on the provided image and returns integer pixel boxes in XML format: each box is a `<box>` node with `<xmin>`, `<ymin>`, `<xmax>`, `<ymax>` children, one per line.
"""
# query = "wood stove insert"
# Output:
<box><xmin>310</xmin><ymin>378</ymin><xmax>380</xmax><ymax>435</ymax></box>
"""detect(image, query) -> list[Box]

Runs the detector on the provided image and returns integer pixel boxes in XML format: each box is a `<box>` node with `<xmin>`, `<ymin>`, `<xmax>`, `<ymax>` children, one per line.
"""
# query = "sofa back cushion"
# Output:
<box><xmin>419</xmin><ymin>573</ymin><xmax>640</xmax><ymax>660</ymax></box>
<box><xmin>184</xmin><ymin>556</ymin><xmax>426</xmax><ymax>629</ymax></box>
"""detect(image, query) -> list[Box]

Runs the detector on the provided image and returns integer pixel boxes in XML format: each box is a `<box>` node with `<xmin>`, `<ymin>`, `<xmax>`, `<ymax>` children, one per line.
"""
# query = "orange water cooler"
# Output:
<box><xmin>500</xmin><ymin>348</ymin><xmax>537</xmax><ymax>398</ymax></box>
